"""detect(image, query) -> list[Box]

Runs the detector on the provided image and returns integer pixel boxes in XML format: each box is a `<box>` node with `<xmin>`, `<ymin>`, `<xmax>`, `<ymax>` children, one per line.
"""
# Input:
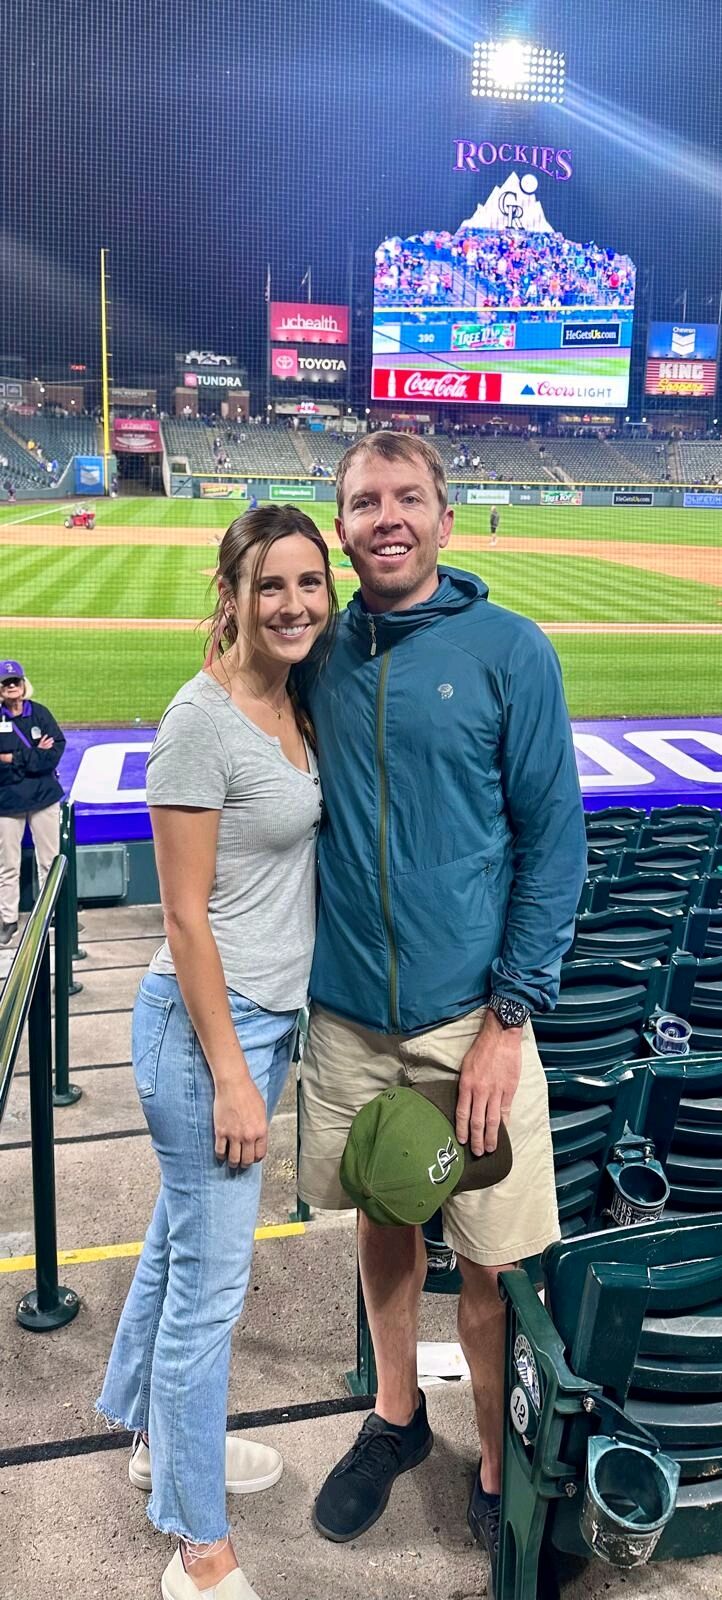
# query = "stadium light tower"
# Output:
<box><xmin>471</xmin><ymin>40</ymin><xmax>565</xmax><ymax>103</ymax></box>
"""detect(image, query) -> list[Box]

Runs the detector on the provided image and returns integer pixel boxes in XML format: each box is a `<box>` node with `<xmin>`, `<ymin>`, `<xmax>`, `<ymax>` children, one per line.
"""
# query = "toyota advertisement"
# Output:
<box><xmin>270</xmin><ymin>303</ymin><xmax>349</xmax><ymax>392</ymax></box>
<box><xmin>371</xmin><ymin>174</ymin><xmax>635</xmax><ymax>408</ymax></box>
<box><xmin>645</xmin><ymin>322</ymin><xmax>719</xmax><ymax>397</ymax></box>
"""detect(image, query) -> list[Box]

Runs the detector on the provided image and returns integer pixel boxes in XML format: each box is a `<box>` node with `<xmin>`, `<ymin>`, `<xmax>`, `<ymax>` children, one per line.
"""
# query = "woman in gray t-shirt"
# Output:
<box><xmin>97</xmin><ymin>505</ymin><xmax>338</xmax><ymax>1600</ymax></box>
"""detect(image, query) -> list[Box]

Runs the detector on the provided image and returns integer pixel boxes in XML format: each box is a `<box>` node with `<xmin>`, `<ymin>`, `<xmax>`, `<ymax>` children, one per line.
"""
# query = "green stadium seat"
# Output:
<box><xmin>639</xmin><ymin>822</ymin><xmax>722</xmax><ymax>850</ymax></box>
<box><xmin>569</xmin><ymin>906</ymin><xmax>685</xmax><ymax>964</ymax></box>
<box><xmin>532</xmin><ymin>959</ymin><xmax>664</xmax><ymax>1073</ymax></box>
<box><xmin>616</xmin><ymin>843</ymin><xmax>719</xmax><ymax>879</ymax></box>
<box><xmin>585</xmin><ymin>806</ymin><xmax>645</xmax><ymax>830</ymax></box>
<box><xmin>662</xmin><ymin>952</ymin><xmax>722</xmax><ymax>1053</ymax></box>
<box><xmin>585</xmin><ymin>822</ymin><xmax>643</xmax><ymax>853</ymax></box>
<box><xmin>641</xmin><ymin>1055</ymin><xmax>722</xmax><ymax>1214</ymax></box>
<box><xmin>545</xmin><ymin>1062</ymin><xmax>642</xmax><ymax>1239</ymax></box>
<box><xmin>683</xmin><ymin>906</ymin><xmax>722</xmax><ymax>958</ymax></box>
<box><xmin>498</xmin><ymin>1214</ymin><xmax>722</xmax><ymax>1598</ymax></box>
<box><xmin>591</xmin><ymin>871</ymin><xmax>710</xmax><ymax>915</ymax></box>
<box><xmin>586</xmin><ymin>846</ymin><xmax>623</xmax><ymax>879</ymax></box>
<box><xmin>649</xmin><ymin>805</ymin><xmax>722</xmax><ymax>831</ymax></box>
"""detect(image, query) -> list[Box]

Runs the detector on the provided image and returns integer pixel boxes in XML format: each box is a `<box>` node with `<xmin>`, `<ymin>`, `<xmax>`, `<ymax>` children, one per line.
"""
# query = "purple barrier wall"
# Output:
<box><xmin>55</xmin><ymin>719</ymin><xmax>722</xmax><ymax>845</ymax></box>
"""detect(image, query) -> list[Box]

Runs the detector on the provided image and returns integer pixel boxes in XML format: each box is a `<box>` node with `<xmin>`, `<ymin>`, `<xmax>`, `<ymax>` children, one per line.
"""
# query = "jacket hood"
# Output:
<box><xmin>346</xmin><ymin>566</ymin><xmax>488</xmax><ymax>647</ymax></box>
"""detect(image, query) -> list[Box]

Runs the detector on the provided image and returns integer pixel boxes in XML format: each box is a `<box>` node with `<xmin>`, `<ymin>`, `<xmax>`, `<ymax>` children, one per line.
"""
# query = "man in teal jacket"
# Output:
<box><xmin>298</xmin><ymin>432</ymin><xmax>586</xmax><ymax>1594</ymax></box>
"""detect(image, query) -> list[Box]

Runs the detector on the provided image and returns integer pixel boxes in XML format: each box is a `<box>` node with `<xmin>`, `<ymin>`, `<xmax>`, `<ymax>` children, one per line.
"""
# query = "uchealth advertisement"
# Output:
<box><xmin>270</xmin><ymin>302</ymin><xmax>348</xmax><ymax>344</ymax></box>
<box><xmin>466</xmin><ymin>488</ymin><xmax>511</xmax><ymax>504</ymax></box>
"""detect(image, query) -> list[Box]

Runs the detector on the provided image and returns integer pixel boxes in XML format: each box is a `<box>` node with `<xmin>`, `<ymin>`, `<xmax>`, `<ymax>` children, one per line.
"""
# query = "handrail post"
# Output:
<box><xmin>53</xmin><ymin>862</ymin><xmax>82</xmax><ymax>1108</ymax></box>
<box><xmin>16</xmin><ymin>940</ymin><xmax>80</xmax><ymax>1331</ymax></box>
<box><xmin>59</xmin><ymin>803</ymin><xmax>83</xmax><ymax>994</ymax></box>
<box><xmin>67</xmin><ymin>802</ymin><xmax>87</xmax><ymax>965</ymax></box>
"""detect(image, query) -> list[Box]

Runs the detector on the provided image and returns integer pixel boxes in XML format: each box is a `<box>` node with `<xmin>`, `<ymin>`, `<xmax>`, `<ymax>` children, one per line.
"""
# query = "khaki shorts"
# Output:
<box><xmin>298</xmin><ymin>1004</ymin><xmax>560</xmax><ymax>1268</ymax></box>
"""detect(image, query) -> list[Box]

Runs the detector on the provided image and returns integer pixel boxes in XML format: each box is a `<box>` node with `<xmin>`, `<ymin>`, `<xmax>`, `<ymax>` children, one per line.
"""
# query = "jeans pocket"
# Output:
<box><xmin>132</xmin><ymin>983</ymin><xmax>173</xmax><ymax>1099</ymax></box>
<box><xmin>227</xmin><ymin>990</ymin><xmax>261</xmax><ymax>1024</ymax></box>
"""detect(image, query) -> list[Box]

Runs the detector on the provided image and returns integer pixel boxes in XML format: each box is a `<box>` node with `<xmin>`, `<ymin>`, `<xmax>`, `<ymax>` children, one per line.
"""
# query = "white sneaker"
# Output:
<box><xmin>161</xmin><ymin>1548</ymin><xmax>261</xmax><ymax>1600</ymax></box>
<box><xmin>129</xmin><ymin>1433</ymin><xmax>283</xmax><ymax>1495</ymax></box>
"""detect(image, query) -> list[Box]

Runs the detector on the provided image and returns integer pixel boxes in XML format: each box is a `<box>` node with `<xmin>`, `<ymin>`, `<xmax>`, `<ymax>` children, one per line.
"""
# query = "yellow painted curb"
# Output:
<box><xmin>0</xmin><ymin>1220</ymin><xmax>306</xmax><ymax>1274</ymax></box>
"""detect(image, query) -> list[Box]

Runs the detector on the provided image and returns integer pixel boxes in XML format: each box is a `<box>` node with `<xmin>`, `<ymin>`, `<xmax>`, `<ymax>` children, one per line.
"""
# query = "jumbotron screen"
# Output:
<box><xmin>371</xmin><ymin>175</ymin><xmax>635</xmax><ymax>408</ymax></box>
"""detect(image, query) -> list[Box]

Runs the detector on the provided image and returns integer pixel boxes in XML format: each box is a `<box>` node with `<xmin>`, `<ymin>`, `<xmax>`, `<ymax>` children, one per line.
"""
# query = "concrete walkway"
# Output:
<box><xmin>1</xmin><ymin>906</ymin><xmax>720</xmax><ymax>1600</ymax></box>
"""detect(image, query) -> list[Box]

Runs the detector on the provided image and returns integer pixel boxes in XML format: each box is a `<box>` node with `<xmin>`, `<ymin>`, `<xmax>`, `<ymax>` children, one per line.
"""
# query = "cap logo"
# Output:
<box><xmin>428</xmin><ymin>1138</ymin><xmax>459</xmax><ymax>1185</ymax></box>
<box><xmin>437</xmin><ymin>683</ymin><xmax>454</xmax><ymax>699</ymax></box>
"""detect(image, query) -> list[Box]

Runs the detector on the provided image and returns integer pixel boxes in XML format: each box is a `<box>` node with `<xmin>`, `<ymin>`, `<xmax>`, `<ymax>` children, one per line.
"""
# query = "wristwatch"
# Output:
<box><xmin>488</xmin><ymin>992</ymin><xmax>530</xmax><ymax>1030</ymax></box>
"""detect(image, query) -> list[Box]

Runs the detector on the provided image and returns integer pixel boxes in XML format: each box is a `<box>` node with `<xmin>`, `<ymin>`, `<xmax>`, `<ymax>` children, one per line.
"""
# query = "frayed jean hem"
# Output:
<box><xmin>94</xmin><ymin>1400</ymin><xmax>132</xmax><ymax>1433</ymax></box>
<box><xmin>145</xmin><ymin>1502</ymin><xmax>231</xmax><ymax>1543</ymax></box>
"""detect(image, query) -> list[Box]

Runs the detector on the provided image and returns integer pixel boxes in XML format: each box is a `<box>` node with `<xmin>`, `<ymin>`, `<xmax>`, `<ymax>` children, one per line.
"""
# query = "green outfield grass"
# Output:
<box><xmin>1</xmin><ymin>545</ymin><xmax>720</xmax><ymax>625</ymax></box>
<box><xmin>0</xmin><ymin>497</ymin><xmax>720</xmax><ymax>723</ymax></box>
<box><xmin>2</xmin><ymin>497</ymin><xmax>721</xmax><ymax>543</ymax></box>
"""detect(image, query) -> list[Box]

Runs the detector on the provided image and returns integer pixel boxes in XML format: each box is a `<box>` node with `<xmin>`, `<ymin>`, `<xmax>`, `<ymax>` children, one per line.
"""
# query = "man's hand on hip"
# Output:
<box><xmin>456</xmin><ymin>1009</ymin><xmax>523</xmax><ymax>1156</ymax></box>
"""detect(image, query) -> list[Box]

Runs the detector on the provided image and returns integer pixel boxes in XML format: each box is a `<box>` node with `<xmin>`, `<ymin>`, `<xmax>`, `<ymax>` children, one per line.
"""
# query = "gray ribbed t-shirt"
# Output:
<box><xmin>147</xmin><ymin>671</ymin><xmax>323</xmax><ymax>1010</ymax></box>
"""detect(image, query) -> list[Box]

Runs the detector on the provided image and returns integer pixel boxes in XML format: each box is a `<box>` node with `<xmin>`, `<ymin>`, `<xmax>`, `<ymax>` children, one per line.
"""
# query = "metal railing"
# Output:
<box><xmin>0</xmin><ymin>854</ymin><xmax>81</xmax><ymax>1330</ymax></box>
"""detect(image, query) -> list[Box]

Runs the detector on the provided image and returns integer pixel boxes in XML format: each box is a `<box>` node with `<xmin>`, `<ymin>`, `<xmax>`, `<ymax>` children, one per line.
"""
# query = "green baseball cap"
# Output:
<box><xmin>339</xmin><ymin>1080</ymin><xmax>513</xmax><ymax>1226</ymax></box>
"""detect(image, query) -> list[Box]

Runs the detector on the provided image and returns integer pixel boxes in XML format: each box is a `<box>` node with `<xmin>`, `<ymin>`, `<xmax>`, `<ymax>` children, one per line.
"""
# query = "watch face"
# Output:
<box><xmin>492</xmin><ymin>994</ymin><xmax>529</xmax><ymax>1028</ymax></box>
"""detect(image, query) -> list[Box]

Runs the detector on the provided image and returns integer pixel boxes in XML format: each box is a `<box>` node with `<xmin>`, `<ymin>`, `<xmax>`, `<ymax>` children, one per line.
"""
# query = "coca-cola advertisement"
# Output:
<box><xmin>371</xmin><ymin>368</ymin><xmax>502</xmax><ymax>405</ymax></box>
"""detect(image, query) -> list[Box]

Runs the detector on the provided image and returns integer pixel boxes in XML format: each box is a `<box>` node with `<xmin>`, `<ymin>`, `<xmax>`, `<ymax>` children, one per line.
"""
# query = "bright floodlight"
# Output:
<box><xmin>488</xmin><ymin>39</ymin><xmax>528</xmax><ymax>87</ymax></box>
<box><xmin>471</xmin><ymin>39</ymin><xmax>565</xmax><ymax>103</ymax></box>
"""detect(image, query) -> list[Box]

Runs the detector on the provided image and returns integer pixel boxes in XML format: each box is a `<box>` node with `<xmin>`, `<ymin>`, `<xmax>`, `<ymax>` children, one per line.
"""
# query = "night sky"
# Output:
<box><xmin>2</xmin><ymin>0</ymin><xmax>721</xmax><ymax>395</ymax></box>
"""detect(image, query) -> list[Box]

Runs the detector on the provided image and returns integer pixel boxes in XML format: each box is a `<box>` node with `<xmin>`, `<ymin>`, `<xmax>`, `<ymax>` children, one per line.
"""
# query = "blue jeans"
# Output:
<box><xmin>96</xmin><ymin>972</ymin><xmax>297</xmax><ymax>1542</ymax></box>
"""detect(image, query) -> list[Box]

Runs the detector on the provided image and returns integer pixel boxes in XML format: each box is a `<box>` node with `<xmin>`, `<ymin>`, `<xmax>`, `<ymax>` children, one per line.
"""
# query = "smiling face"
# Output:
<box><xmin>231</xmin><ymin>531</ymin><xmax>331</xmax><ymax>670</ymax></box>
<box><xmin>336</xmin><ymin>449</ymin><xmax>453</xmax><ymax>613</ymax></box>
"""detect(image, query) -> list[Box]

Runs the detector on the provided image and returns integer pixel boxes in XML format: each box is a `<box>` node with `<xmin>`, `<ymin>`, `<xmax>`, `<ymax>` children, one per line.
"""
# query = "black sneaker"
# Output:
<box><xmin>0</xmin><ymin>921</ymin><xmax>18</xmax><ymax>947</ymax></box>
<box><xmin>313</xmin><ymin>1391</ymin><xmax>433</xmax><ymax>1542</ymax></box>
<box><xmin>467</xmin><ymin>1466</ymin><xmax>501</xmax><ymax>1599</ymax></box>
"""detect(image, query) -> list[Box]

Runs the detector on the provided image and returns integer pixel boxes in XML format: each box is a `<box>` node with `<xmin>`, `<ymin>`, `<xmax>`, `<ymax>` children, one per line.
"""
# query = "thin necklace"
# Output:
<box><xmin>235</xmin><ymin>670</ymin><xmax>288</xmax><ymax>721</ymax></box>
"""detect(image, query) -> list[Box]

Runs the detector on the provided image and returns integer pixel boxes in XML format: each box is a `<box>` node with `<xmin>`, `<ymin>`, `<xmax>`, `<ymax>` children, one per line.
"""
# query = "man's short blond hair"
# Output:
<box><xmin>335</xmin><ymin>432</ymin><xmax>448</xmax><ymax>515</ymax></box>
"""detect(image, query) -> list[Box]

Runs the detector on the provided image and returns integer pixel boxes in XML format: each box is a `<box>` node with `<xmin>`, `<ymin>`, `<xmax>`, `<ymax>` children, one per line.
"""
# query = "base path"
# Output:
<box><xmin>450</xmin><ymin>534</ymin><xmax>722</xmax><ymax>586</ymax></box>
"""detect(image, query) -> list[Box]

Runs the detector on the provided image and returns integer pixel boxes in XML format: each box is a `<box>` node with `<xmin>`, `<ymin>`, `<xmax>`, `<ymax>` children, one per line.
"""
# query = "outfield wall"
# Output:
<box><xmin>168</xmin><ymin>473</ymin><xmax>717</xmax><ymax>509</ymax></box>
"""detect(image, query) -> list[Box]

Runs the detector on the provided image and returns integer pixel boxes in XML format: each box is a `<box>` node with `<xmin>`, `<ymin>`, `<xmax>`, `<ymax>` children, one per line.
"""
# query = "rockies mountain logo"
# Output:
<box><xmin>428</xmin><ymin>1139</ymin><xmax>460</xmax><ymax>1185</ymax></box>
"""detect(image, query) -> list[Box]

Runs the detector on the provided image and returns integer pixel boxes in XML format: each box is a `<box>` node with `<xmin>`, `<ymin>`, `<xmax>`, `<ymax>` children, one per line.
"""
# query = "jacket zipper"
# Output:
<box><xmin>369</xmin><ymin>617</ymin><xmax>377</xmax><ymax>657</ymax></box>
<box><xmin>375</xmin><ymin>652</ymin><xmax>400</xmax><ymax>1030</ymax></box>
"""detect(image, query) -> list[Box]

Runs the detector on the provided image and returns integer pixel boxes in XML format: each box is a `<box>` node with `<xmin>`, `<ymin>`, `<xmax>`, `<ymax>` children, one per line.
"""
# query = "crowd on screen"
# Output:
<box><xmin>373</xmin><ymin>229</ymin><xmax>636</xmax><ymax>310</ymax></box>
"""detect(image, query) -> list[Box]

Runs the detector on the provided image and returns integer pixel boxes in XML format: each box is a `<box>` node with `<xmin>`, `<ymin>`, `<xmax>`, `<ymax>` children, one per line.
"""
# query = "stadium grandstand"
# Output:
<box><xmin>0</xmin><ymin>420</ymin><xmax>51</xmax><ymax>489</ymax></box>
<box><xmin>675</xmin><ymin>439</ymin><xmax>722</xmax><ymax>484</ymax></box>
<box><xmin>162</xmin><ymin>417</ymin><xmax>306</xmax><ymax>476</ymax></box>
<box><xmin>431</xmin><ymin>434</ymin><xmax>556</xmax><ymax>482</ymax></box>
<box><xmin>544</xmin><ymin>437</ymin><xmax>668</xmax><ymax>484</ymax></box>
<box><xmin>8</xmin><ymin>410</ymin><xmax>98</xmax><ymax>471</ymax></box>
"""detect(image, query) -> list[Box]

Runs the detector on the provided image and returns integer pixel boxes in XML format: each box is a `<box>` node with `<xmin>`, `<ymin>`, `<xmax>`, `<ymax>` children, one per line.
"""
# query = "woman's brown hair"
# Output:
<box><xmin>204</xmin><ymin>503</ymin><xmax>339</xmax><ymax>742</ymax></box>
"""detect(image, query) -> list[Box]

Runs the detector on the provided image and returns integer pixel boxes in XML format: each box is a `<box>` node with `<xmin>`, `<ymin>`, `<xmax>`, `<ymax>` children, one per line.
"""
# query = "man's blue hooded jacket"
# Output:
<box><xmin>301</xmin><ymin>566</ymin><xmax>587</xmax><ymax>1035</ymax></box>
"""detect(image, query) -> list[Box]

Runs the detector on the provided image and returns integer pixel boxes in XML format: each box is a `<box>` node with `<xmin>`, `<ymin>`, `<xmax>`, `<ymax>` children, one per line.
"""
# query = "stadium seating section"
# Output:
<box><xmin>9</xmin><ymin>412</ymin><xmax>98</xmax><ymax>469</ymax></box>
<box><xmin>675</xmin><ymin>440</ymin><xmax>722</xmax><ymax>483</ymax></box>
<box><xmin>352</xmin><ymin>801</ymin><xmax>722</xmax><ymax>1592</ymax></box>
<box><xmin>3</xmin><ymin>413</ymin><xmax>722</xmax><ymax>490</ymax></box>
<box><xmin>162</xmin><ymin>418</ymin><xmax>306</xmax><ymax>477</ymax></box>
<box><xmin>0</xmin><ymin>422</ymin><xmax>51</xmax><ymax>490</ymax></box>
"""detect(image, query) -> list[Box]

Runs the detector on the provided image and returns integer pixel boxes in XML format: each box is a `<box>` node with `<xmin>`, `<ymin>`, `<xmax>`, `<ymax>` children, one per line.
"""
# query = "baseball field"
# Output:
<box><xmin>0</xmin><ymin>496</ymin><xmax>720</xmax><ymax>725</ymax></box>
